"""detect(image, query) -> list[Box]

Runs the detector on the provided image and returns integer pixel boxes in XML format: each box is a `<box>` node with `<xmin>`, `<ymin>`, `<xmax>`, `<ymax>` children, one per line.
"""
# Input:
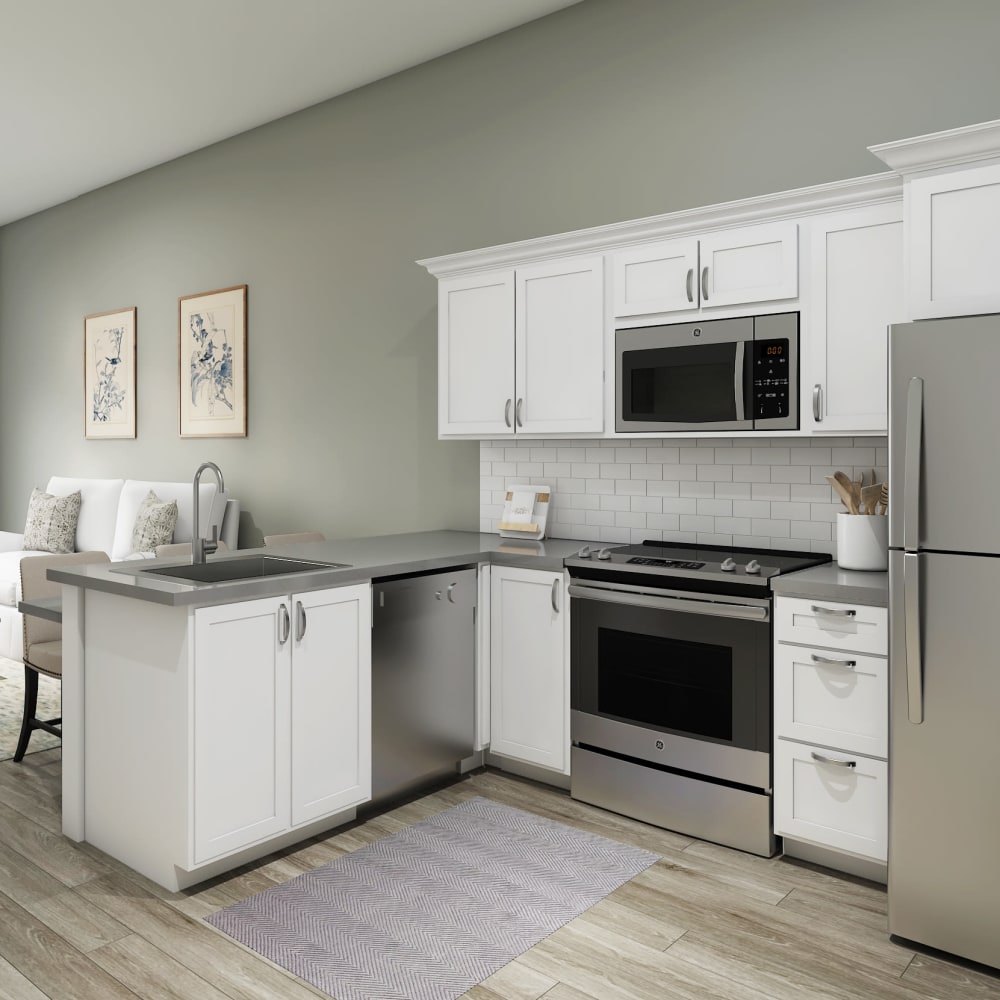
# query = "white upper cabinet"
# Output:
<box><xmin>804</xmin><ymin>203</ymin><xmax>905</xmax><ymax>433</ymax></box>
<box><xmin>438</xmin><ymin>270</ymin><xmax>514</xmax><ymax>436</ymax></box>
<box><xmin>907</xmin><ymin>163</ymin><xmax>1000</xmax><ymax>318</ymax></box>
<box><xmin>437</xmin><ymin>257</ymin><xmax>604</xmax><ymax>437</ymax></box>
<box><xmin>870</xmin><ymin>118</ymin><xmax>1000</xmax><ymax>319</ymax></box>
<box><xmin>514</xmin><ymin>256</ymin><xmax>604</xmax><ymax>435</ymax></box>
<box><xmin>613</xmin><ymin>237</ymin><xmax>699</xmax><ymax>316</ymax></box>
<box><xmin>698</xmin><ymin>222</ymin><xmax>799</xmax><ymax>309</ymax></box>
<box><xmin>612</xmin><ymin>222</ymin><xmax>798</xmax><ymax>319</ymax></box>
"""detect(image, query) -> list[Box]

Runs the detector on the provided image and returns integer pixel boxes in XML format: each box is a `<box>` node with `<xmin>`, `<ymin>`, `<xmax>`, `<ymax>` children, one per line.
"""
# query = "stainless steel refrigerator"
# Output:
<box><xmin>888</xmin><ymin>314</ymin><xmax>1000</xmax><ymax>971</ymax></box>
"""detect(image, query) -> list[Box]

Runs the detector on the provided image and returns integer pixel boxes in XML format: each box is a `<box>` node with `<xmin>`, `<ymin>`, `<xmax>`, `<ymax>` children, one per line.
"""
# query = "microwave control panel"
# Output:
<box><xmin>753</xmin><ymin>339</ymin><xmax>790</xmax><ymax>419</ymax></box>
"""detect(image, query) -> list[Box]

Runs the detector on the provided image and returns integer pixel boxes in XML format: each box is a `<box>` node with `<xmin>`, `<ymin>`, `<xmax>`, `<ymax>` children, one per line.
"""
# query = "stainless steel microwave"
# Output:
<box><xmin>615</xmin><ymin>312</ymin><xmax>799</xmax><ymax>433</ymax></box>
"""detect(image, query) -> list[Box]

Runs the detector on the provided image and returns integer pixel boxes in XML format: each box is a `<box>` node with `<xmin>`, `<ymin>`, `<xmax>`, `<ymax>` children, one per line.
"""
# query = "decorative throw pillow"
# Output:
<box><xmin>130</xmin><ymin>490</ymin><xmax>179</xmax><ymax>555</ymax></box>
<box><xmin>22</xmin><ymin>487</ymin><xmax>82</xmax><ymax>553</ymax></box>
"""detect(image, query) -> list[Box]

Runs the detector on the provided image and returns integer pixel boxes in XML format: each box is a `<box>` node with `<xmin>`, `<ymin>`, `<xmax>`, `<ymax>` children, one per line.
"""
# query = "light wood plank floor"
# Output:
<box><xmin>2</xmin><ymin>749</ymin><xmax>999</xmax><ymax>1000</ymax></box>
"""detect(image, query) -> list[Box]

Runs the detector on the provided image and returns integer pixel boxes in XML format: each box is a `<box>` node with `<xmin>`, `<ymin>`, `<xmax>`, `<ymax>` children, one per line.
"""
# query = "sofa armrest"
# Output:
<box><xmin>0</xmin><ymin>530</ymin><xmax>25</xmax><ymax>553</ymax></box>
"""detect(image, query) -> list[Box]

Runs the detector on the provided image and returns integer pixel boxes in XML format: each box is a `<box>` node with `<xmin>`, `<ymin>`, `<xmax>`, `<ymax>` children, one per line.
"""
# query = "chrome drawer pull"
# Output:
<box><xmin>811</xmin><ymin>751</ymin><xmax>857</xmax><ymax>769</ymax></box>
<box><xmin>810</xmin><ymin>653</ymin><xmax>856</xmax><ymax>669</ymax></box>
<box><xmin>810</xmin><ymin>604</ymin><xmax>856</xmax><ymax>617</ymax></box>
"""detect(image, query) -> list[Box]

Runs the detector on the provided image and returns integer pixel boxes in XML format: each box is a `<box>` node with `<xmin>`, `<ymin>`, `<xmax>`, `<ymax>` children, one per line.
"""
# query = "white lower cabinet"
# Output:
<box><xmin>193</xmin><ymin>585</ymin><xmax>372</xmax><ymax>864</ymax></box>
<box><xmin>773</xmin><ymin>595</ymin><xmax>888</xmax><ymax>869</ymax></box>
<box><xmin>489</xmin><ymin>566</ymin><xmax>569</xmax><ymax>775</ymax></box>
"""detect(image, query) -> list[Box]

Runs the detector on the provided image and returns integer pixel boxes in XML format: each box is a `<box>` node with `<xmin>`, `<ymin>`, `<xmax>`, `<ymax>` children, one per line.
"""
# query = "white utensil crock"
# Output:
<box><xmin>836</xmin><ymin>512</ymin><xmax>889</xmax><ymax>571</ymax></box>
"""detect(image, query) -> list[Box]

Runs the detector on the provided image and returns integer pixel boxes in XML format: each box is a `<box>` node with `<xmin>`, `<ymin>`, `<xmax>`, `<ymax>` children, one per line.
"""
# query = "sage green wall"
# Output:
<box><xmin>2</xmin><ymin>0</ymin><xmax>998</xmax><ymax>542</ymax></box>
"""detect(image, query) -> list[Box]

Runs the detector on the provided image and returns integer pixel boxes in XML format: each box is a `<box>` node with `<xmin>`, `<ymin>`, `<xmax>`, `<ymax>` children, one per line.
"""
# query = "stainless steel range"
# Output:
<box><xmin>566</xmin><ymin>540</ymin><xmax>831</xmax><ymax>857</ymax></box>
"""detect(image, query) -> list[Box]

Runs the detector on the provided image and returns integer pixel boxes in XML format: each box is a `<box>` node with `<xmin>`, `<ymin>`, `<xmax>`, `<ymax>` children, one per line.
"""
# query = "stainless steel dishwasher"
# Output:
<box><xmin>370</xmin><ymin>566</ymin><xmax>477</xmax><ymax>804</ymax></box>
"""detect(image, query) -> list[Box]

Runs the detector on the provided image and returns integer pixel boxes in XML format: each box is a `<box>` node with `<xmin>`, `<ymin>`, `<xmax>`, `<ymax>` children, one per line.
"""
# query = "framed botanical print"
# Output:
<box><xmin>178</xmin><ymin>284</ymin><xmax>247</xmax><ymax>437</ymax></box>
<box><xmin>84</xmin><ymin>306</ymin><xmax>137</xmax><ymax>439</ymax></box>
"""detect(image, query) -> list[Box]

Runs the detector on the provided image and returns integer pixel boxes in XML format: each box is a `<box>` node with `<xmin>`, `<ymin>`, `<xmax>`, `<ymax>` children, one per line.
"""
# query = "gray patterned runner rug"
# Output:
<box><xmin>205</xmin><ymin>795</ymin><xmax>659</xmax><ymax>1000</ymax></box>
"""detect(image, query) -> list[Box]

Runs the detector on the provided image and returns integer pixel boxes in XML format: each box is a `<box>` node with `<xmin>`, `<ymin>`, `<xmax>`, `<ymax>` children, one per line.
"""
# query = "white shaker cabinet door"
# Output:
<box><xmin>698</xmin><ymin>221</ymin><xmax>798</xmax><ymax>309</ymax></box>
<box><xmin>290</xmin><ymin>584</ymin><xmax>371</xmax><ymax>827</ymax></box>
<box><xmin>438</xmin><ymin>270</ymin><xmax>514</xmax><ymax>436</ymax></box>
<box><xmin>612</xmin><ymin>237</ymin><xmax>700</xmax><ymax>317</ymax></box>
<box><xmin>490</xmin><ymin>566</ymin><xmax>569</xmax><ymax>773</ymax></box>
<box><xmin>192</xmin><ymin>596</ymin><xmax>291</xmax><ymax>864</ymax></box>
<box><xmin>908</xmin><ymin>162</ymin><xmax>1000</xmax><ymax>319</ymax></box>
<box><xmin>805</xmin><ymin>202</ymin><xmax>904</xmax><ymax>433</ymax></box>
<box><xmin>514</xmin><ymin>256</ymin><xmax>604</xmax><ymax>435</ymax></box>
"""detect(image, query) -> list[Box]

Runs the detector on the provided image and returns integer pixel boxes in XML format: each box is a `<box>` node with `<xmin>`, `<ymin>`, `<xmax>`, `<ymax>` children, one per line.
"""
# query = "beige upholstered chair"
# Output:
<box><xmin>154</xmin><ymin>539</ymin><xmax>229</xmax><ymax>558</ymax></box>
<box><xmin>15</xmin><ymin>550</ymin><xmax>110</xmax><ymax>762</ymax></box>
<box><xmin>263</xmin><ymin>532</ymin><xmax>325</xmax><ymax>545</ymax></box>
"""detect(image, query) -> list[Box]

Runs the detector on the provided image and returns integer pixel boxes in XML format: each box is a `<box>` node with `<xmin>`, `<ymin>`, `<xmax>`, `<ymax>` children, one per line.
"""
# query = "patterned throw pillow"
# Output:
<box><xmin>22</xmin><ymin>488</ymin><xmax>82</xmax><ymax>553</ymax></box>
<box><xmin>130</xmin><ymin>490</ymin><xmax>179</xmax><ymax>555</ymax></box>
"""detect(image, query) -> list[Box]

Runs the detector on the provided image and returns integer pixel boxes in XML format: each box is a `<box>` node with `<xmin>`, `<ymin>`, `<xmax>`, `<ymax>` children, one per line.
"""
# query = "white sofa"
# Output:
<box><xmin>0</xmin><ymin>476</ymin><xmax>240</xmax><ymax>661</ymax></box>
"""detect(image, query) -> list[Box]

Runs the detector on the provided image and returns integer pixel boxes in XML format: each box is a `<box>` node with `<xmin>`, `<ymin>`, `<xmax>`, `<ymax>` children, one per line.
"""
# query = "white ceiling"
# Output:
<box><xmin>0</xmin><ymin>0</ymin><xmax>582</xmax><ymax>227</ymax></box>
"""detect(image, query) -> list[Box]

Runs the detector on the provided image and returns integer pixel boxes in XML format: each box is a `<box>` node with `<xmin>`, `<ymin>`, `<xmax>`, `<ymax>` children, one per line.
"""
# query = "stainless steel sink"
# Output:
<box><xmin>141</xmin><ymin>555</ymin><xmax>350</xmax><ymax>584</ymax></box>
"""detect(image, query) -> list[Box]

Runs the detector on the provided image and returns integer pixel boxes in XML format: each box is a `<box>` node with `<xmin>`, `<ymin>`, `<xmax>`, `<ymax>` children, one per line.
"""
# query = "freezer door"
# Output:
<box><xmin>888</xmin><ymin>549</ymin><xmax>1000</xmax><ymax>969</ymax></box>
<box><xmin>889</xmin><ymin>315</ymin><xmax>1000</xmax><ymax>555</ymax></box>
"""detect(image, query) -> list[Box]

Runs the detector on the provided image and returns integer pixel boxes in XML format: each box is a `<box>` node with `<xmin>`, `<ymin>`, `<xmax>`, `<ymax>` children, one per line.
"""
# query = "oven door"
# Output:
<box><xmin>615</xmin><ymin>317</ymin><xmax>754</xmax><ymax>432</ymax></box>
<box><xmin>569</xmin><ymin>581</ymin><xmax>772</xmax><ymax>786</ymax></box>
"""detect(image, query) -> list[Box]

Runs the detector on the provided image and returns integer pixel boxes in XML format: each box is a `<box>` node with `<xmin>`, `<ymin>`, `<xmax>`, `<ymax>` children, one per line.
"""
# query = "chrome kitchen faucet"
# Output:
<box><xmin>191</xmin><ymin>461</ymin><xmax>225</xmax><ymax>564</ymax></box>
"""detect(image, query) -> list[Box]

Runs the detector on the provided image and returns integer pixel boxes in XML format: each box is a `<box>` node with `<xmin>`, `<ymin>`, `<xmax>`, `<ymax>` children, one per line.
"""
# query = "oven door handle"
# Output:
<box><xmin>567</xmin><ymin>583</ymin><xmax>769</xmax><ymax>621</ymax></box>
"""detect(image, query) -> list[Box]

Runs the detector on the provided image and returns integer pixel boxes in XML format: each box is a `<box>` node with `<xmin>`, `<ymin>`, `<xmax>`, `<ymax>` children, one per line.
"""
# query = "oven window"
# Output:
<box><xmin>596</xmin><ymin>627</ymin><xmax>733</xmax><ymax>741</ymax></box>
<box><xmin>623</xmin><ymin>343</ymin><xmax>738</xmax><ymax>423</ymax></box>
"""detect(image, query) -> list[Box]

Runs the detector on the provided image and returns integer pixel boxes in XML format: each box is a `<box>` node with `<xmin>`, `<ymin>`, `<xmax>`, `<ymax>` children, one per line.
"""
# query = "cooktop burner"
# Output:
<box><xmin>566</xmin><ymin>539</ymin><xmax>831</xmax><ymax>589</ymax></box>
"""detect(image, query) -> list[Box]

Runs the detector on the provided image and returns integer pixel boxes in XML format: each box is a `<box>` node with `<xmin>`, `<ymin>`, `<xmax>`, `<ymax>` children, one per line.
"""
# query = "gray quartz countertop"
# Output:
<box><xmin>48</xmin><ymin>530</ymin><xmax>590</xmax><ymax>607</ymax></box>
<box><xmin>770</xmin><ymin>562</ymin><xmax>888</xmax><ymax>607</ymax></box>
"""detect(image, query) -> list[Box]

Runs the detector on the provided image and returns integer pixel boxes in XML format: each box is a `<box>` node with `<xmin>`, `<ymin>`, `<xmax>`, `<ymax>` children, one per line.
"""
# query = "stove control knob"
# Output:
<box><xmin>720</xmin><ymin>557</ymin><xmax>736</xmax><ymax>572</ymax></box>
<box><xmin>597</xmin><ymin>547</ymin><xmax>613</xmax><ymax>561</ymax></box>
<box><xmin>745</xmin><ymin>559</ymin><xmax>761</xmax><ymax>575</ymax></box>
<box><xmin>577</xmin><ymin>545</ymin><xmax>592</xmax><ymax>559</ymax></box>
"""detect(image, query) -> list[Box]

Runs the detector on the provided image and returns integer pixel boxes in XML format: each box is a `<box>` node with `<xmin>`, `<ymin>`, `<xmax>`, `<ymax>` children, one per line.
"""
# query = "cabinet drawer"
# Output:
<box><xmin>774</xmin><ymin>644</ymin><xmax>887</xmax><ymax>757</ymax></box>
<box><xmin>775</xmin><ymin>597</ymin><xmax>887</xmax><ymax>655</ymax></box>
<box><xmin>774</xmin><ymin>739</ymin><xmax>887</xmax><ymax>862</ymax></box>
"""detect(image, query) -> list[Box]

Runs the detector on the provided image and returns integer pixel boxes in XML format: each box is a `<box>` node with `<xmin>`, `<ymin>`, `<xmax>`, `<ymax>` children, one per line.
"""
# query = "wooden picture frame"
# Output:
<box><xmin>178</xmin><ymin>284</ymin><xmax>247</xmax><ymax>438</ymax></box>
<box><xmin>84</xmin><ymin>306</ymin><xmax>137</xmax><ymax>439</ymax></box>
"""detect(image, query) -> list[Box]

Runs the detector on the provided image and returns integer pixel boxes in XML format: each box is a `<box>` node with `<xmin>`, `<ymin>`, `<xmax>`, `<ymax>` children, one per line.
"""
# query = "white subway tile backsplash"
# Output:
<box><xmin>753</xmin><ymin>447</ymin><xmax>788</xmax><ymax>465</ymax></box>
<box><xmin>732</xmin><ymin>465</ymin><xmax>771</xmax><ymax>483</ymax></box>
<box><xmin>697</xmin><ymin>465</ymin><xmax>734</xmax><ymax>482</ymax></box>
<box><xmin>679</xmin><ymin>481</ymin><xmax>715</xmax><ymax>499</ymax></box>
<box><xmin>631</xmin><ymin>496</ymin><xmax>663</xmax><ymax>514</ymax></box>
<box><xmin>697</xmin><ymin>498</ymin><xmax>733</xmax><ymax>517</ymax></box>
<box><xmin>680</xmin><ymin>514</ymin><xmax>716</xmax><ymax>532</ymax></box>
<box><xmin>599</xmin><ymin>463</ymin><xmax>630</xmax><ymax>479</ymax></box>
<box><xmin>615</xmin><ymin>480</ymin><xmax>647</xmax><ymax>496</ymax></box>
<box><xmin>600</xmin><ymin>495</ymin><xmax>632</xmax><ymax>512</ymax></box>
<box><xmin>662</xmin><ymin>464</ymin><xmax>699</xmax><ymax>481</ymax></box>
<box><xmin>751</xmin><ymin>483</ymin><xmax>790</xmax><ymax>501</ymax></box>
<box><xmin>630</xmin><ymin>464</ymin><xmax>663</xmax><ymax>480</ymax></box>
<box><xmin>734</xmin><ymin>500</ymin><xmax>771</xmax><ymax>518</ymax></box>
<box><xmin>715</xmin><ymin>482</ymin><xmax>752</xmax><ymax>500</ymax></box>
<box><xmin>647</xmin><ymin>481</ymin><xmax>681</xmax><ymax>497</ymax></box>
<box><xmin>480</xmin><ymin>436</ymin><xmax>887</xmax><ymax>558</ymax></box>
<box><xmin>770</xmin><ymin>466</ymin><xmax>811</xmax><ymax>484</ymax></box>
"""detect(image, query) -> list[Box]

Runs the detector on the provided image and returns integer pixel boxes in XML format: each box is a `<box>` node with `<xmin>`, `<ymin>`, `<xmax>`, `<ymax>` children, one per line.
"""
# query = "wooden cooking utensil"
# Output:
<box><xmin>879</xmin><ymin>481</ymin><xmax>888</xmax><ymax>515</ymax></box>
<box><xmin>861</xmin><ymin>483</ymin><xmax>882</xmax><ymax>515</ymax></box>
<box><xmin>826</xmin><ymin>474</ymin><xmax>858</xmax><ymax>514</ymax></box>
<box><xmin>833</xmin><ymin>470</ymin><xmax>860</xmax><ymax>514</ymax></box>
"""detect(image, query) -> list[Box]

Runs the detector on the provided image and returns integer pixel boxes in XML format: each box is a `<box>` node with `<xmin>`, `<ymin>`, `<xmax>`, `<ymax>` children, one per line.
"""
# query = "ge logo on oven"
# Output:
<box><xmin>655</xmin><ymin>740</ymin><xmax>664</xmax><ymax>750</ymax></box>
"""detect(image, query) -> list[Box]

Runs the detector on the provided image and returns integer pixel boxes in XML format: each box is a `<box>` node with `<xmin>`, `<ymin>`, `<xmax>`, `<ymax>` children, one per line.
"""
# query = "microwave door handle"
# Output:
<box><xmin>734</xmin><ymin>340</ymin><xmax>746</xmax><ymax>420</ymax></box>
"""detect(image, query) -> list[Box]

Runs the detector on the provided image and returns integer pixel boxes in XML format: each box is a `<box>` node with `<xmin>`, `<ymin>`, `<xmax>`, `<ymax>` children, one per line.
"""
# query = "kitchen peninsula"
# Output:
<box><xmin>49</xmin><ymin>530</ymin><xmax>581</xmax><ymax>891</ymax></box>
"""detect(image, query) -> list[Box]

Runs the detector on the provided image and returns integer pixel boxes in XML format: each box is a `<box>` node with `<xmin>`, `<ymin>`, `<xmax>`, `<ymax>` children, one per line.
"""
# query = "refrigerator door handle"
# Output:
<box><xmin>903</xmin><ymin>376</ymin><xmax>923</xmax><ymax>552</ymax></box>
<box><xmin>903</xmin><ymin>551</ymin><xmax>924</xmax><ymax>724</ymax></box>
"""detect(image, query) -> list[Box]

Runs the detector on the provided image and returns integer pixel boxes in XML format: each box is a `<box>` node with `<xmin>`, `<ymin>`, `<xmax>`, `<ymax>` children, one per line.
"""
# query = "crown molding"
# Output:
<box><xmin>869</xmin><ymin>118</ymin><xmax>1000</xmax><ymax>176</ymax></box>
<box><xmin>417</xmin><ymin>172</ymin><xmax>902</xmax><ymax>278</ymax></box>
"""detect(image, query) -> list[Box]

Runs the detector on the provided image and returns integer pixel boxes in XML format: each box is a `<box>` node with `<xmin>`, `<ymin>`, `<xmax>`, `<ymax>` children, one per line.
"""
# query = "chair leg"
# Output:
<box><xmin>12</xmin><ymin>664</ymin><xmax>40</xmax><ymax>763</ymax></box>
